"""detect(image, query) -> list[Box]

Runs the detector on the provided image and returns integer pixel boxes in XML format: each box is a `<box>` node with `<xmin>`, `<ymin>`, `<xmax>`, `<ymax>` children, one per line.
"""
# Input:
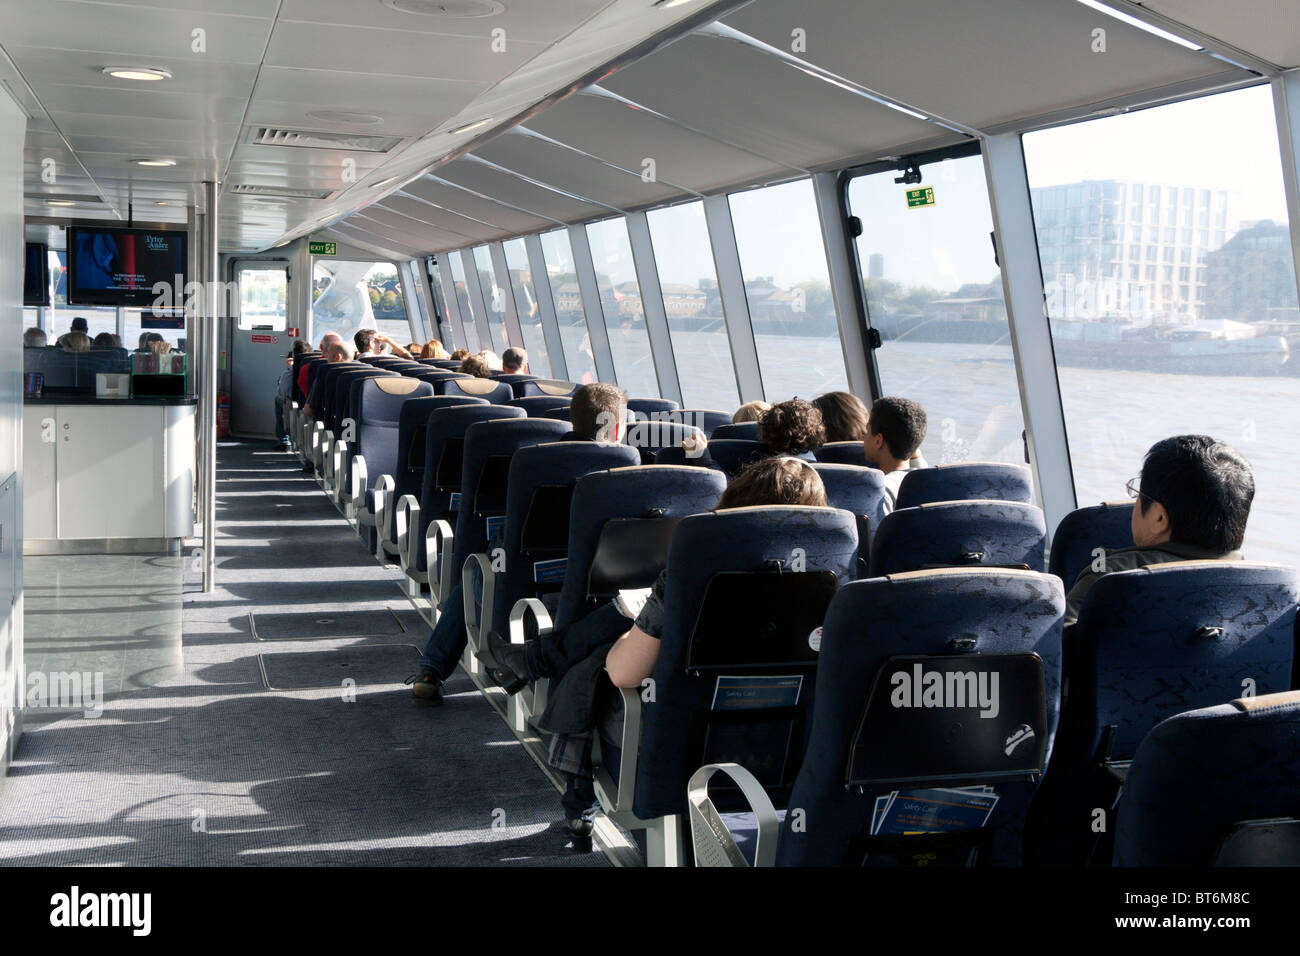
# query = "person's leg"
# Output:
<box><xmin>417</xmin><ymin>582</ymin><xmax>468</xmax><ymax>679</ymax></box>
<box><xmin>274</xmin><ymin>396</ymin><xmax>286</xmax><ymax>440</ymax></box>
<box><xmin>528</xmin><ymin>601</ymin><xmax>632</xmax><ymax>681</ymax></box>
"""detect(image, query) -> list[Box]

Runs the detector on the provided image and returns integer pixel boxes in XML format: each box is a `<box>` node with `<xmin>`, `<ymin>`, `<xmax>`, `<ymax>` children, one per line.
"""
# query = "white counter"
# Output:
<box><xmin>23</xmin><ymin>399</ymin><xmax>196</xmax><ymax>552</ymax></box>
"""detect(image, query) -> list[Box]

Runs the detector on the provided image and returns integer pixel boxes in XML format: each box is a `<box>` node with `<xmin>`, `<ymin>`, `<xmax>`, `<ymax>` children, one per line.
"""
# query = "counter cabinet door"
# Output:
<box><xmin>56</xmin><ymin>406</ymin><xmax>166</xmax><ymax>540</ymax></box>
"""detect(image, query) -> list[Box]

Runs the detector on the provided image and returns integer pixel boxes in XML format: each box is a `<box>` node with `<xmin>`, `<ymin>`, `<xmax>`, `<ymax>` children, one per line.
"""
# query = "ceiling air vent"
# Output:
<box><xmin>230</xmin><ymin>184</ymin><xmax>334</xmax><ymax>200</ymax></box>
<box><xmin>247</xmin><ymin>126</ymin><xmax>401</xmax><ymax>153</ymax></box>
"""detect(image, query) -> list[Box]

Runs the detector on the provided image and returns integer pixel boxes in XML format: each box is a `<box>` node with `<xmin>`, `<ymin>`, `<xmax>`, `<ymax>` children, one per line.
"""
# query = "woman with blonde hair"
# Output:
<box><xmin>58</xmin><ymin>331</ymin><xmax>91</xmax><ymax>352</ymax></box>
<box><xmin>732</xmin><ymin>400</ymin><xmax>771</xmax><ymax>424</ymax></box>
<box><xmin>477</xmin><ymin>349</ymin><xmax>503</xmax><ymax>372</ymax></box>
<box><xmin>420</xmin><ymin>339</ymin><xmax>449</xmax><ymax>360</ymax></box>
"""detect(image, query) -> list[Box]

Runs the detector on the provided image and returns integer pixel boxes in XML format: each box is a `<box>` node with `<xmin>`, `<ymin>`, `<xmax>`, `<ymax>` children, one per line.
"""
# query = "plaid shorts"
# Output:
<box><xmin>547</xmin><ymin>731</ymin><xmax>592</xmax><ymax>779</ymax></box>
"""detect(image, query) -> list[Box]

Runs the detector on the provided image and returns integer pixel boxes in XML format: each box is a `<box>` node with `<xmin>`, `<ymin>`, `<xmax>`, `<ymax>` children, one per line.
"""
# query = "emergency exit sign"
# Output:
<box><xmin>309</xmin><ymin>241</ymin><xmax>337</xmax><ymax>256</ymax></box>
<box><xmin>906</xmin><ymin>187</ymin><xmax>936</xmax><ymax>208</ymax></box>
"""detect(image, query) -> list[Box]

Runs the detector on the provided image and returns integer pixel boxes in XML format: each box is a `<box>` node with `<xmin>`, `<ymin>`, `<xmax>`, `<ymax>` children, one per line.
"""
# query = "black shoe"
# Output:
<box><xmin>484</xmin><ymin>630</ymin><xmax>530</xmax><ymax>694</ymax></box>
<box><xmin>301</xmin><ymin>462</ymin><xmax>315</xmax><ymax>474</ymax></box>
<box><xmin>564</xmin><ymin>818</ymin><xmax>594</xmax><ymax>853</ymax></box>
<box><xmin>405</xmin><ymin>666</ymin><xmax>443</xmax><ymax>705</ymax></box>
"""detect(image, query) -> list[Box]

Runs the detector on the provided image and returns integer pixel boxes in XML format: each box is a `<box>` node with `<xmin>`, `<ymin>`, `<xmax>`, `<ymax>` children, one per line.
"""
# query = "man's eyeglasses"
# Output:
<box><xmin>1125</xmin><ymin>477</ymin><xmax>1153</xmax><ymax>503</ymax></box>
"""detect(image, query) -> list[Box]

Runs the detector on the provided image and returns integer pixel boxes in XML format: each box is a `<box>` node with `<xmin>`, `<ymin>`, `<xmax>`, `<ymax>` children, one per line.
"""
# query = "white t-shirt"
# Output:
<box><xmin>881</xmin><ymin>451</ymin><xmax>929</xmax><ymax>514</ymax></box>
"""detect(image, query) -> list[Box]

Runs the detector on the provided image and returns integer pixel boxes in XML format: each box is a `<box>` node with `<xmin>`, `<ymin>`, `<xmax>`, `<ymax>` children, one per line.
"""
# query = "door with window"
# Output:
<box><xmin>230</xmin><ymin>260</ymin><xmax>290</xmax><ymax>437</ymax></box>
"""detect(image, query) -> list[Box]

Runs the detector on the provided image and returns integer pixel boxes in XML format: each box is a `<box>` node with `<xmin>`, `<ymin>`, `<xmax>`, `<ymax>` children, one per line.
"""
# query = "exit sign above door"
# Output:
<box><xmin>308</xmin><ymin>241</ymin><xmax>337</xmax><ymax>256</ymax></box>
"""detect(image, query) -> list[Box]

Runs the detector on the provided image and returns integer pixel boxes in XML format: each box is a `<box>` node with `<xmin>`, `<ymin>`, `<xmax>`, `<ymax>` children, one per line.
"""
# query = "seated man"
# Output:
<box><xmin>354</xmin><ymin>329</ymin><xmax>412</xmax><ymax>359</ymax></box>
<box><xmin>1064</xmin><ymin>434</ymin><xmax>1253</xmax><ymax>627</ymax></box>
<box><xmin>23</xmin><ymin>327</ymin><xmax>46</xmax><ymax>348</ymax></box>
<box><xmin>300</xmin><ymin>339</ymin><xmax>354</xmax><ymax>421</ymax></box>
<box><xmin>862</xmin><ymin>396</ymin><xmax>928</xmax><ymax>514</ymax></box>
<box><xmin>502</xmin><ymin>346</ymin><xmax>528</xmax><ymax>374</ymax></box>
<box><xmin>408</xmin><ymin>381</ymin><xmax>629</xmax><ymax>704</ymax></box>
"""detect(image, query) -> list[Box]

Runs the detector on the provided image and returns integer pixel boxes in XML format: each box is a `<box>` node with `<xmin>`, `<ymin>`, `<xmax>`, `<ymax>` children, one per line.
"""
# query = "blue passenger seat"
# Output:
<box><xmin>895</xmin><ymin>462</ymin><xmax>1034</xmax><ymax>509</ymax></box>
<box><xmin>868</xmin><ymin>501</ymin><xmax>1047</xmax><ymax>576</ymax></box>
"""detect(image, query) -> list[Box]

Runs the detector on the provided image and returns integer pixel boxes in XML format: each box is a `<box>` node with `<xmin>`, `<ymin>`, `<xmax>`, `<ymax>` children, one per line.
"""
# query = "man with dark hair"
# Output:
<box><xmin>567</xmin><ymin>382</ymin><xmax>627</xmax><ymax>443</ymax></box>
<box><xmin>863</xmin><ymin>396</ymin><xmax>928</xmax><ymax>513</ymax></box>
<box><xmin>1064</xmin><ymin>435</ymin><xmax>1253</xmax><ymax>626</ymax></box>
<box><xmin>354</xmin><ymin>328</ymin><xmax>412</xmax><ymax>358</ymax></box>
<box><xmin>502</xmin><ymin>346</ymin><xmax>528</xmax><ymax>374</ymax></box>
<box><xmin>70</xmin><ymin>316</ymin><xmax>88</xmax><ymax>335</ymax></box>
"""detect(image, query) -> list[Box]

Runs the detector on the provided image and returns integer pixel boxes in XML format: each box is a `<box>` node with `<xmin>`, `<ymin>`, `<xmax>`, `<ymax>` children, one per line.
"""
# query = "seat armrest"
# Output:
<box><xmin>395</xmin><ymin>495</ymin><xmax>420</xmax><ymax>572</ymax></box>
<box><xmin>508</xmin><ymin>598</ymin><xmax>553</xmax><ymax>644</ymax></box>
<box><xmin>427</xmin><ymin>519</ymin><xmax>454</xmax><ymax>607</ymax></box>
<box><xmin>592</xmin><ymin>686</ymin><xmax>643</xmax><ymax>815</ymax></box>
<box><xmin>687</xmin><ymin>763</ymin><xmax>779</xmax><ymax>868</ymax></box>
<box><xmin>462</xmin><ymin>552</ymin><xmax>496</xmax><ymax>654</ymax></box>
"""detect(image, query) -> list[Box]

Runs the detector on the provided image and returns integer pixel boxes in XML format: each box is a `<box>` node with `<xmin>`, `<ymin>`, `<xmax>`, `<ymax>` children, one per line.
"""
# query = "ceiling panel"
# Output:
<box><xmin>434</xmin><ymin>158</ymin><xmax>609</xmax><ymax>223</ymax></box>
<box><xmin>0</xmin><ymin>0</ymin><xmax>273</xmax><ymax>63</ymax></box>
<box><xmin>1141</xmin><ymin>0</ymin><xmax>1300</xmax><ymax>68</ymax></box>
<box><xmin>722</xmin><ymin>0</ymin><xmax>1248</xmax><ymax>130</ymax></box>
<box><xmin>472</xmin><ymin>131</ymin><xmax>684</xmax><ymax>210</ymax></box>
<box><xmin>279</xmin><ymin>0</ymin><xmax>610</xmax><ymax>44</ymax></box>
<box><xmin>522</xmin><ymin>91</ymin><xmax>799</xmax><ymax>193</ymax></box>
<box><xmin>7</xmin><ymin>46</ymin><xmax>261</xmax><ymax>99</ymax></box>
<box><xmin>264</xmin><ymin>21</ymin><xmax>543</xmax><ymax>81</ymax></box>
<box><xmin>395</xmin><ymin>178</ymin><xmax>556</xmax><ymax>233</ymax></box>
<box><xmin>600</xmin><ymin>33</ymin><xmax>950</xmax><ymax>171</ymax></box>
<box><xmin>349</xmin><ymin>197</ymin><xmax>494</xmax><ymax>244</ymax></box>
<box><xmin>251</xmin><ymin>66</ymin><xmax>483</xmax><ymax>117</ymax></box>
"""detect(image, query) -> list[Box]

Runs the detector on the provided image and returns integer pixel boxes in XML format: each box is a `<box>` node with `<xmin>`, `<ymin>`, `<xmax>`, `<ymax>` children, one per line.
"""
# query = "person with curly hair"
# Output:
<box><xmin>458</xmin><ymin>354</ymin><xmax>492</xmax><ymax>378</ymax></box>
<box><xmin>863</xmin><ymin>396</ymin><xmax>929</xmax><ymax>513</ymax></box>
<box><xmin>682</xmin><ymin>397</ymin><xmax>826</xmax><ymax>473</ymax></box>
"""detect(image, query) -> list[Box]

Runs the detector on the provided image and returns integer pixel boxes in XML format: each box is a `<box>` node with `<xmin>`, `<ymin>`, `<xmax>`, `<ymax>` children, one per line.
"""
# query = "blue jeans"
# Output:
<box><xmin>274</xmin><ymin>396</ymin><xmax>287</xmax><ymax>440</ymax></box>
<box><xmin>419</xmin><ymin>582</ymin><xmax>468</xmax><ymax>679</ymax></box>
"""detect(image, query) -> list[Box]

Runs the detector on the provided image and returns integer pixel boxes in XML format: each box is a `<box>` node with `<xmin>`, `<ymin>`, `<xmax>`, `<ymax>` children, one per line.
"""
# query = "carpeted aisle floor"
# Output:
<box><xmin>0</xmin><ymin>441</ymin><xmax>609</xmax><ymax>867</ymax></box>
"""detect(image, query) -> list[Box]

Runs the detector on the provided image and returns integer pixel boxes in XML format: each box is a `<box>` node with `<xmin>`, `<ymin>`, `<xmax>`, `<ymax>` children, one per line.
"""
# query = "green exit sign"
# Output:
<box><xmin>906</xmin><ymin>187</ymin><xmax>936</xmax><ymax>209</ymax></box>
<box><xmin>309</xmin><ymin>240</ymin><xmax>337</xmax><ymax>256</ymax></box>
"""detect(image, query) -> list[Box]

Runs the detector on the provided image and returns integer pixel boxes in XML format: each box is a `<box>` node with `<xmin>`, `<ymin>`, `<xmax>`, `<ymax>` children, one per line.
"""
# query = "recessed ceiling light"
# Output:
<box><xmin>382</xmin><ymin>0</ymin><xmax>505</xmax><ymax>18</ymax></box>
<box><xmin>371</xmin><ymin>176</ymin><xmax>401</xmax><ymax>189</ymax></box>
<box><xmin>154</xmin><ymin>201</ymin><xmax>171</xmax><ymax>206</ymax></box>
<box><xmin>450</xmin><ymin>118</ymin><xmax>493</xmax><ymax>135</ymax></box>
<box><xmin>102</xmin><ymin>66</ymin><xmax>172</xmax><ymax>82</ymax></box>
<box><xmin>46</xmin><ymin>199</ymin><xmax>76</xmax><ymax>206</ymax></box>
<box><xmin>654</xmin><ymin>0</ymin><xmax>697</xmax><ymax>8</ymax></box>
<box><xmin>133</xmin><ymin>158</ymin><xmax>177</xmax><ymax>167</ymax></box>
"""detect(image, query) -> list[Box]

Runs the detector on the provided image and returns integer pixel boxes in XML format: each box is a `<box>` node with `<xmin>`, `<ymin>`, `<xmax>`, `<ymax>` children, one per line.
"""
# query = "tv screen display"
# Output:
<box><xmin>141</xmin><ymin>310</ymin><xmax>185</xmax><ymax>330</ymax></box>
<box><xmin>24</xmin><ymin>242</ymin><xmax>49</xmax><ymax>306</ymax></box>
<box><xmin>66</xmin><ymin>227</ymin><xmax>187</xmax><ymax>306</ymax></box>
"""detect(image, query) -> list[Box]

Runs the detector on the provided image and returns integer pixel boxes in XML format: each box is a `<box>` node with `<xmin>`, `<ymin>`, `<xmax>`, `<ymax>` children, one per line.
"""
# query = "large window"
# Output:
<box><xmin>45</xmin><ymin>249</ymin><xmax>117</xmax><ymax>342</ymax></box>
<box><xmin>446</xmin><ymin>252</ymin><xmax>481</xmax><ymax>354</ymax></box>
<box><xmin>539</xmin><ymin>229</ymin><xmax>596</xmax><ymax>384</ymax></box>
<box><xmin>472</xmin><ymin>244</ymin><xmax>510</xmax><ymax>354</ymax></box>
<box><xmin>848</xmin><ymin>153</ymin><xmax>1026</xmax><ymax>466</ymax></box>
<box><xmin>1024</xmin><ymin>84</ymin><xmax>1299</xmax><ymax>564</ymax></box>
<box><xmin>502</xmin><ymin>238</ymin><xmax>554</xmax><ymax>378</ymax></box>
<box><xmin>585</xmin><ymin>217</ymin><xmax>659</xmax><ymax>397</ymax></box>
<box><xmin>646</xmin><ymin>201</ymin><xmax>739</xmax><ymax>411</ymax></box>
<box><xmin>729</xmin><ymin>178</ymin><xmax>848</xmax><ymax>401</ymax></box>
<box><xmin>311</xmin><ymin>259</ymin><xmax>410</xmax><ymax>345</ymax></box>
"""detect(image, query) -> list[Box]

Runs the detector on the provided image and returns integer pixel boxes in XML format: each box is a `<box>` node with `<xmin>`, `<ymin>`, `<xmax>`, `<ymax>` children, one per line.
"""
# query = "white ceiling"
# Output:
<box><xmin>2</xmin><ymin>0</ymin><xmax>1290</xmax><ymax>258</ymax></box>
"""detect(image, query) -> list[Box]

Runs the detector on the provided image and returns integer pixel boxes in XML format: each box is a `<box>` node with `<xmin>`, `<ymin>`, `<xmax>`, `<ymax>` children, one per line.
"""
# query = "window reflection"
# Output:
<box><xmin>539</xmin><ymin>229</ymin><xmax>596</xmax><ymax>384</ymax></box>
<box><xmin>585</xmin><ymin>217</ymin><xmax>660</xmax><ymax>397</ymax></box>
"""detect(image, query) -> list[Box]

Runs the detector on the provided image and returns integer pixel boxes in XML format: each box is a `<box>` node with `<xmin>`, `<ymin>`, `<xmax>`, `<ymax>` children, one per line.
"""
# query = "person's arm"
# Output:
<box><xmin>376</xmin><ymin>334</ymin><xmax>412</xmax><ymax>359</ymax></box>
<box><xmin>605</xmin><ymin>625</ymin><xmax>659</xmax><ymax>688</ymax></box>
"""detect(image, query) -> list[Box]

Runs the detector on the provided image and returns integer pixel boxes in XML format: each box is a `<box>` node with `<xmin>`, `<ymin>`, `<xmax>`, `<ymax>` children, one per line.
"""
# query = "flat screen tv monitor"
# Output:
<box><xmin>66</xmin><ymin>226</ymin><xmax>187</xmax><ymax>307</ymax></box>
<box><xmin>24</xmin><ymin>242</ymin><xmax>49</xmax><ymax>306</ymax></box>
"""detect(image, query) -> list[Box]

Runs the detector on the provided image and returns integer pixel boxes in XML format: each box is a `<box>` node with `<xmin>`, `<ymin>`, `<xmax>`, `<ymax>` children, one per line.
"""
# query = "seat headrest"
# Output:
<box><xmin>375</xmin><ymin>378</ymin><xmax>422</xmax><ymax>395</ymax></box>
<box><xmin>457</xmin><ymin>379</ymin><xmax>503</xmax><ymax>395</ymax></box>
<box><xmin>1231</xmin><ymin>690</ymin><xmax>1300</xmax><ymax>714</ymax></box>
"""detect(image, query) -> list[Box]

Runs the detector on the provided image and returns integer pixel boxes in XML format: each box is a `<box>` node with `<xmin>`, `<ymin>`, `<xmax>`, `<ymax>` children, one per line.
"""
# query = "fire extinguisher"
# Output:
<box><xmin>217</xmin><ymin>391</ymin><xmax>231</xmax><ymax>438</ymax></box>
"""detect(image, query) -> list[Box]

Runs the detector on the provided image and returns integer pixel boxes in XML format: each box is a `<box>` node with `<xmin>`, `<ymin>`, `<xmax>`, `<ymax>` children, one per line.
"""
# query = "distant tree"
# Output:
<box><xmin>368</xmin><ymin>288</ymin><xmax>381</xmax><ymax>307</ymax></box>
<box><xmin>380</xmin><ymin>291</ymin><xmax>400</xmax><ymax>311</ymax></box>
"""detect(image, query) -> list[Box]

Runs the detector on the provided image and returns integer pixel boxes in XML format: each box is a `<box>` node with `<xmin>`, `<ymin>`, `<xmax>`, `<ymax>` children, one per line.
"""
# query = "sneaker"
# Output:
<box><xmin>563</xmin><ymin>818</ymin><xmax>594</xmax><ymax>853</ymax></box>
<box><xmin>405</xmin><ymin>666</ymin><xmax>443</xmax><ymax>705</ymax></box>
<box><xmin>615</xmin><ymin>587</ymin><xmax>653</xmax><ymax>620</ymax></box>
